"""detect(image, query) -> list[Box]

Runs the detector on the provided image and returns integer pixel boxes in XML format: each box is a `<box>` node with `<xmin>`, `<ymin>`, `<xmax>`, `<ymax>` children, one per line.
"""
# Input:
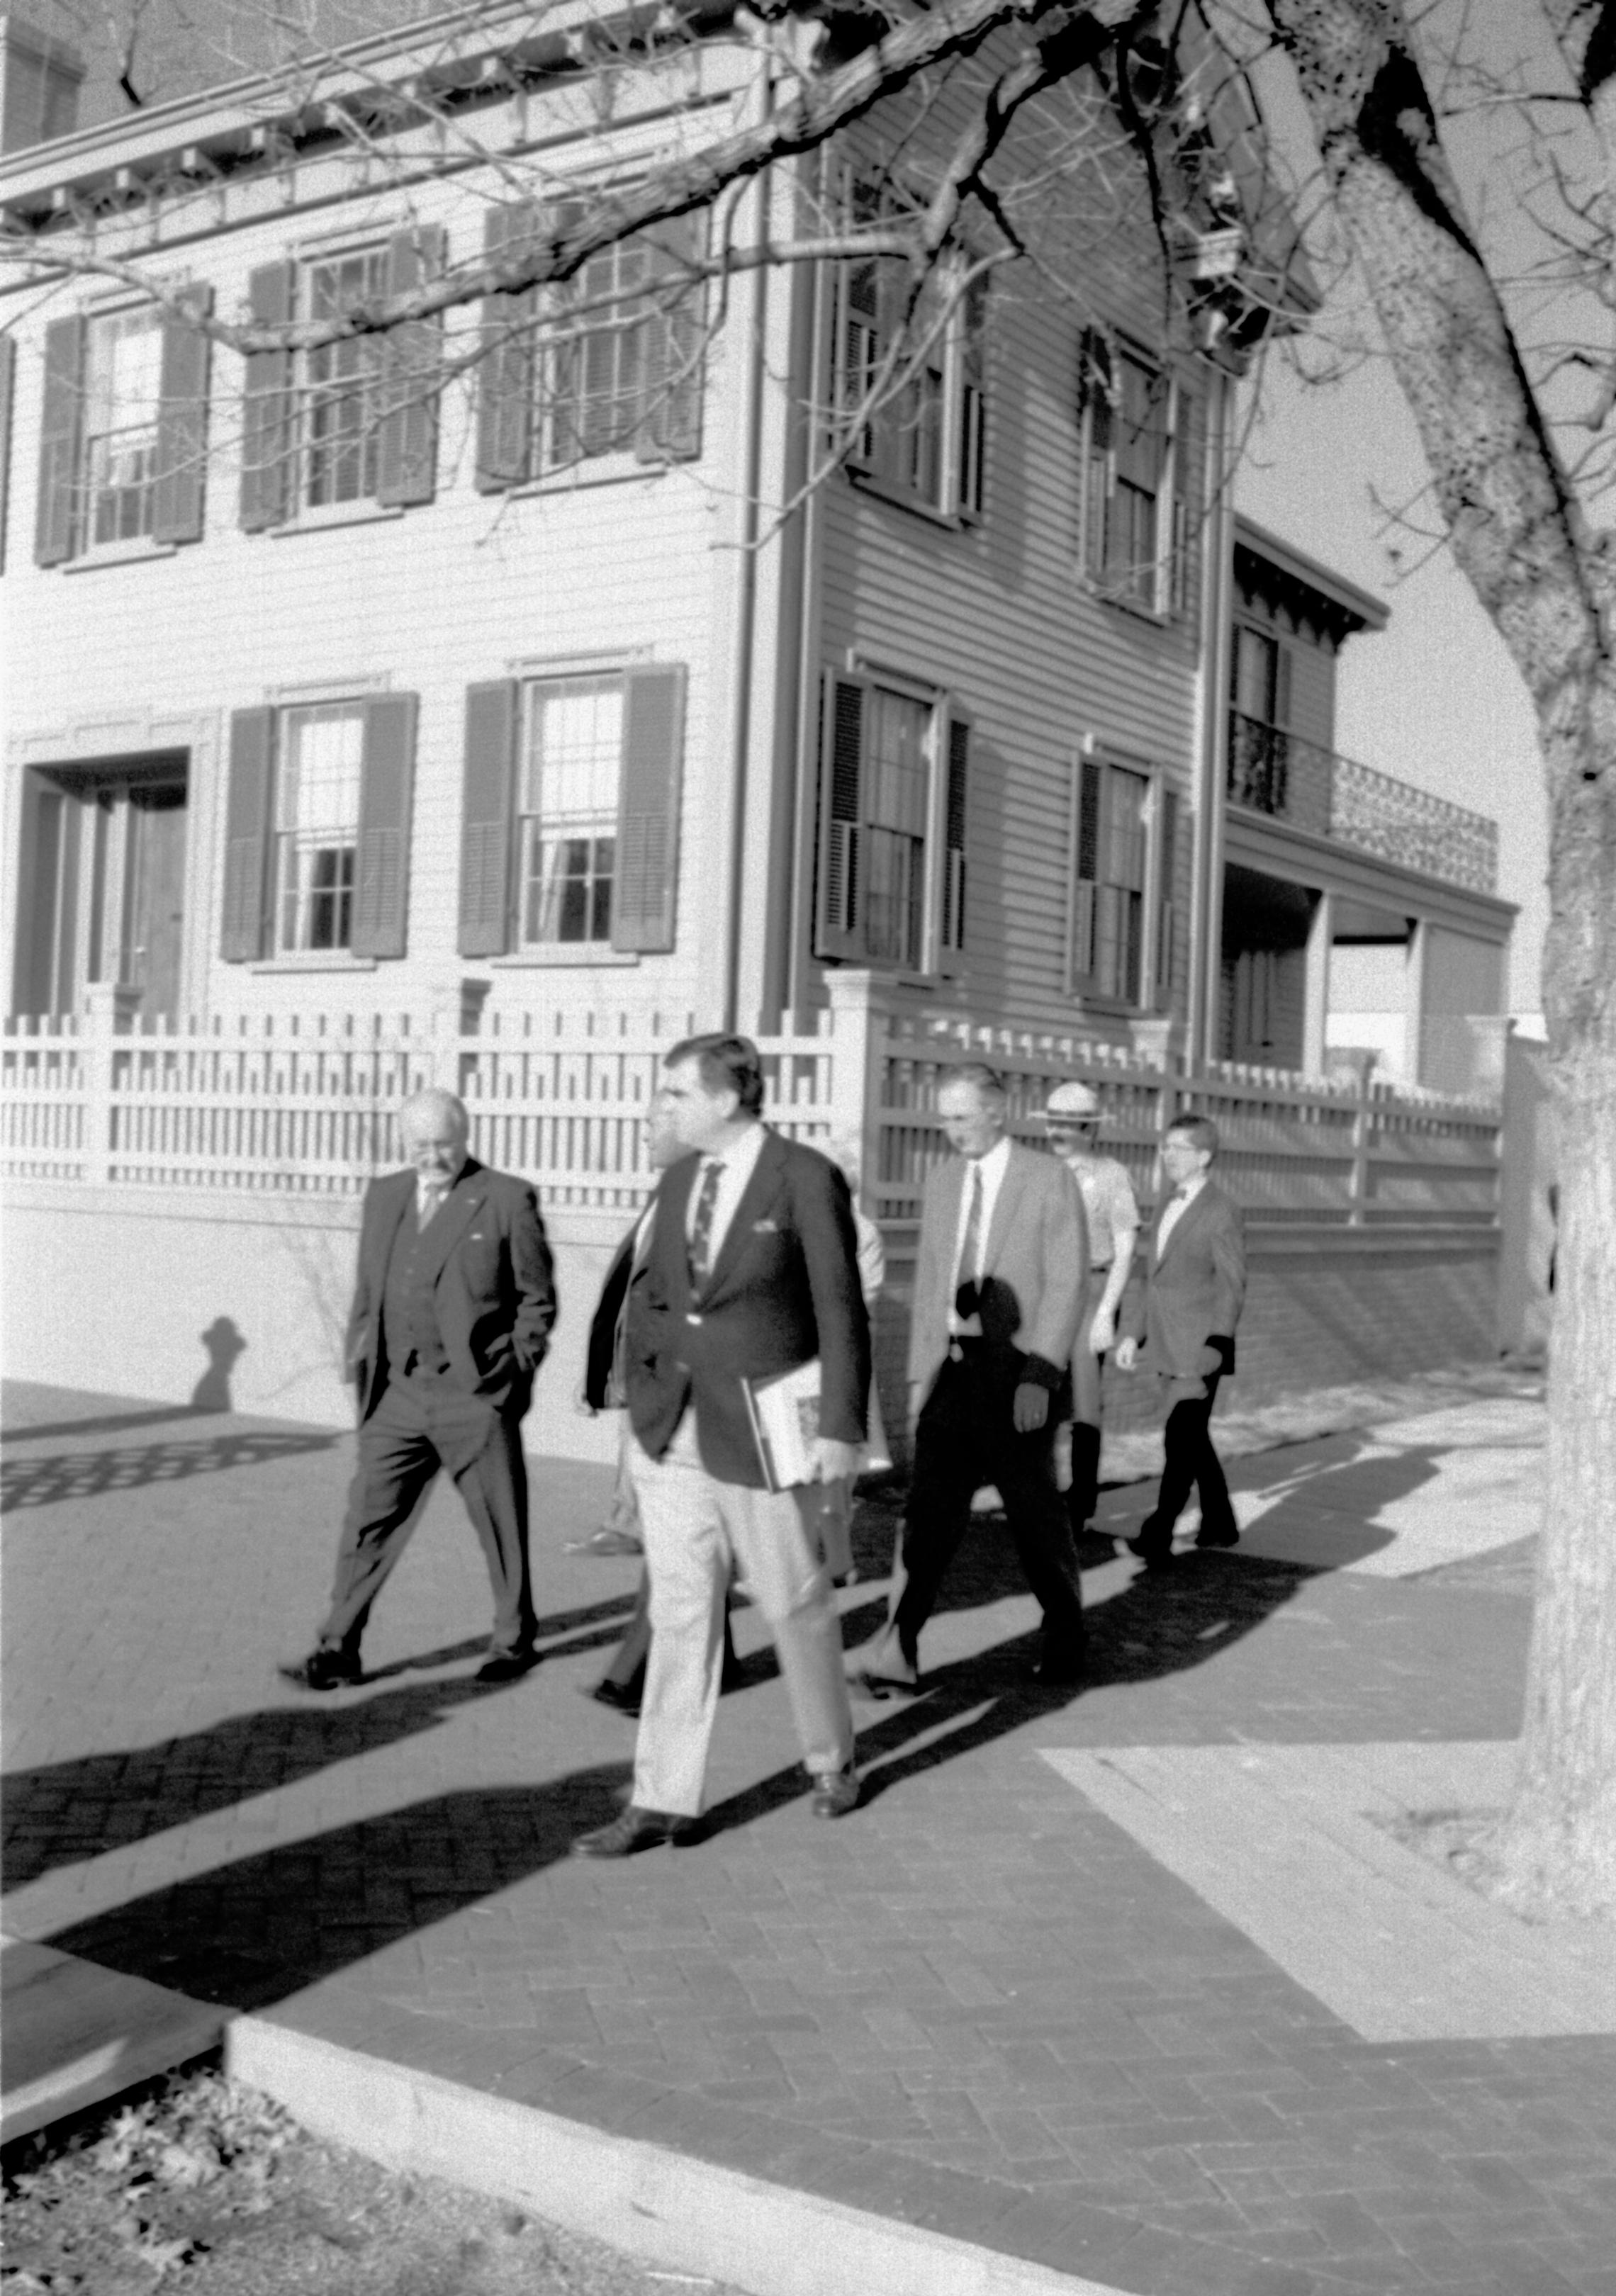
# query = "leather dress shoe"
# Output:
<box><xmin>1116</xmin><ymin>1534</ymin><xmax>1175</xmax><ymax>1571</ymax></box>
<box><xmin>848</xmin><ymin>1630</ymin><xmax>919</xmax><ymax>1699</ymax></box>
<box><xmin>1194</xmin><ymin>1525</ymin><xmax>1240</xmax><ymax>1549</ymax></box>
<box><xmin>476</xmin><ymin>1646</ymin><xmax>541</xmax><ymax>1684</ymax></box>
<box><xmin>809</xmin><ymin>1764</ymin><xmax>861</xmax><ymax>1818</ymax></box>
<box><xmin>1024</xmin><ymin>1648</ymin><xmax>1087</xmax><ymax>1689</ymax></box>
<box><xmin>588</xmin><ymin>1677</ymin><xmax>641</xmax><ymax>1718</ymax></box>
<box><xmin>279</xmin><ymin>1647</ymin><xmax>363</xmax><ymax>1692</ymax></box>
<box><xmin>571</xmin><ymin>1804</ymin><xmax>702</xmax><ymax>1857</ymax></box>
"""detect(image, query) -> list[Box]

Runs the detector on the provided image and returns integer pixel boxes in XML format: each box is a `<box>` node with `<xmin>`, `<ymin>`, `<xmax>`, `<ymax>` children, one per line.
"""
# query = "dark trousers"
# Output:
<box><xmin>893</xmin><ymin>1351</ymin><xmax>1086</xmax><ymax>1663</ymax></box>
<box><xmin>1138</xmin><ymin>1369</ymin><xmax>1235</xmax><ymax>1551</ymax></box>
<box><xmin>320</xmin><ymin>1373</ymin><xmax>536</xmax><ymax>1657</ymax></box>
<box><xmin>1067</xmin><ymin>1420</ymin><xmax>1102</xmax><ymax>1536</ymax></box>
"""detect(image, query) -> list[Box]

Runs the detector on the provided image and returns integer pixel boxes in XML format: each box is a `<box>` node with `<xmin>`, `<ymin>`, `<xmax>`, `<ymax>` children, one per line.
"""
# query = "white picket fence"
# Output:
<box><xmin>2</xmin><ymin>975</ymin><xmax>1503</xmax><ymax>1229</ymax></box>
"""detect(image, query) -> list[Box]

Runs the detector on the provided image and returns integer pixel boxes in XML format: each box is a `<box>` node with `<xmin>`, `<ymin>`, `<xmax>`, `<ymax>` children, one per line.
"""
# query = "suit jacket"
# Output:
<box><xmin>347</xmin><ymin>1159</ymin><xmax>556</xmax><ymax>1422</ymax></box>
<box><xmin>907</xmin><ymin>1142</ymin><xmax>1089</xmax><ymax>1400</ymax></box>
<box><xmin>584</xmin><ymin>1227</ymin><xmax>636</xmax><ymax>1414</ymax></box>
<box><xmin>623</xmin><ymin>1128</ymin><xmax>870</xmax><ymax>1488</ymax></box>
<box><xmin>1124</xmin><ymin>1177</ymin><xmax>1246</xmax><ymax>1395</ymax></box>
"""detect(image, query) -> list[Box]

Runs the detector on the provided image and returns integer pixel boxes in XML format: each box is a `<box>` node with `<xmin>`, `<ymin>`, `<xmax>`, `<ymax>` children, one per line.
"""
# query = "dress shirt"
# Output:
<box><xmin>683</xmin><ymin>1119</ymin><xmax>770</xmax><ymax>1276</ymax></box>
<box><xmin>1155</xmin><ymin>1170</ymin><xmax>1207</xmax><ymax>1259</ymax></box>
<box><xmin>415</xmin><ymin>1159</ymin><xmax>465</xmax><ymax>1227</ymax></box>
<box><xmin>948</xmin><ymin>1132</ymin><xmax>1012</xmax><ymax>1337</ymax></box>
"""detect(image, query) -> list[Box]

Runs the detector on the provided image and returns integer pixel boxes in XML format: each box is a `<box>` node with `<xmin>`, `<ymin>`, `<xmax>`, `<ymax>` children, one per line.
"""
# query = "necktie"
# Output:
<box><xmin>688</xmin><ymin>1158</ymin><xmax>722</xmax><ymax>1285</ymax></box>
<box><xmin>418</xmin><ymin>1182</ymin><xmax>447</xmax><ymax>1232</ymax></box>
<box><xmin>955</xmin><ymin>1163</ymin><xmax>984</xmax><ymax>1315</ymax></box>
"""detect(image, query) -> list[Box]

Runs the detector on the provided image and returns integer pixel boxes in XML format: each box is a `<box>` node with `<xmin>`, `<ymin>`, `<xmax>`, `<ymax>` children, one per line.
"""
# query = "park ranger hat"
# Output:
<box><xmin>1042</xmin><ymin>1081</ymin><xmax>1103</xmax><ymax>1123</ymax></box>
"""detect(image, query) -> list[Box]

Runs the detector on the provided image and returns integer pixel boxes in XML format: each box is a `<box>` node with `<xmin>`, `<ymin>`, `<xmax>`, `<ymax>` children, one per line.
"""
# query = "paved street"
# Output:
<box><xmin>4</xmin><ymin>1373</ymin><xmax>1613</xmax><ymax>2296</ymax></box>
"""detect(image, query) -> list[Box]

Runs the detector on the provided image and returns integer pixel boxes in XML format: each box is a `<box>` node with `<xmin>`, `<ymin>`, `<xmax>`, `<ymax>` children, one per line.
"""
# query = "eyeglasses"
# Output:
<box><xmin>1046</xmin><ymin>1118</ymin><xmax>1099</xmax><ymax>1131</ymax></box>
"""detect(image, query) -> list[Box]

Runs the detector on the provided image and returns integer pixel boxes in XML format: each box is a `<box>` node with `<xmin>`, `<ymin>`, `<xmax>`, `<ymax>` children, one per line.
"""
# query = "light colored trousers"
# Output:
<box><xmin>629</xmin><ymin>1425</ymin><xmax>855</xmax><ymax>1816</ymax></box>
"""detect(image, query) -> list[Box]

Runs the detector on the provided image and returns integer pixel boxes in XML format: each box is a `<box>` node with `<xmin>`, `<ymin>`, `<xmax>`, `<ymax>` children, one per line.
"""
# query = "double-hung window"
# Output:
<box><xmin>457</xmin><ymin>667</ymin><xmax>687</xmax><ymax>958</ymax></box>
<box><xmin>219</xmin><ymin>694</ymin><xmax>418</xmax><ymax>962</ymax></box>
<box><xmin>475</xmin><ymin>204</ymin><xmax>706</xmax><ymax>487</ymax></box>
<box><xmin>34</xmin><ymin>291</ymin><xmax>212</xmax><ymax>565</ymax></box>
<box><xmin>1077</xmin><ymin>331</ymin><xmax>1187</xmax><ymax>614</ymax></box>
<box><xmin>240</xmin><ymin>231</ymin><xmax>444</xmax><ymax>529</ymax></box>
<box><xmin>1068</xmin><ymin>753</ymin><xmax>1180</xmax><ymax>1011</ymax></box>
<box><xmin>1228</xmin><ymin>622</ymin><xmax>1291</xmax><ymax>816</ymax></box>
<box><xmin>815</xmin><ymin>671</ymin><xmax>970</xmax><ymax>972</ymax></box>
<box><xmin>834</xmin><ymin>185</ymin><xmax>986</xmax><ymax>519</ymax></box>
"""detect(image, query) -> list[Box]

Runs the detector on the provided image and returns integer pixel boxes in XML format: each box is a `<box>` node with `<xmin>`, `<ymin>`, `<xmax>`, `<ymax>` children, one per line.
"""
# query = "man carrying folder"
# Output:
<box><xmin>571</xmin><ymin>1033</ymin><xmax>868</xmax><ymax>1855</ymax></box>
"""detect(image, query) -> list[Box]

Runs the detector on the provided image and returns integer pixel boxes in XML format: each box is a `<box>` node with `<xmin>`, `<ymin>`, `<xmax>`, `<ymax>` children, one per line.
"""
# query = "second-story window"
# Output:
<box><xmin>83</xmin><ymin>307</ymin><xmax>163</xmax><ymax>544</ymax></box>
<box><xmin>474</xmin><ymin>206</ymin><xmax>707</xmax><ymax>488</ymax></box>
<box><xmin>1077</xmin><ymin>331</ymin><xmax>1186</xmax><ymax>615</ymax></box>
<box><xmin>35</xmin><ymin>292</ymin><xmax>213</xmax><ymax>567</ymax></box>
<box><xmin>240</xmin><ymin>230</ymin><xmax>444</xmax><ymax>531</ymax></box>
<box><xmin>834</xmin><ymin>189</ymin><xmax>986</xmax><ymax>520</ymax></box>
<box><xmin>1228</xmin><ymin>624</ymin><xmax>1293</xmax><ymax>814</ymax></box>
<box><xmin>304</xmin><ymin>249</ymin><xmax>387</xmax><ymax>508</ymax></box>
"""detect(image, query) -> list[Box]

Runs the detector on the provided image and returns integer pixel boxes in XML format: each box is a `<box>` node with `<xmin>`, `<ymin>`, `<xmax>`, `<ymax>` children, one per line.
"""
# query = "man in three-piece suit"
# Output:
<box><xmin>572</xmin><ymin>1033</ymin><xmax>868</xmax><ymax>1855</ymax></box>
<box><xmin>280</xmin><ymin>1087</ymin><xmax>556</xmax><ymax>1690</ymax></box>
<box><xmin>851</xmin><ymin>1062</ymin><xmax>1091</xmax><ymax>1696</ymax></box>
<box><xmin>1115</xmin><ymin>1113</ymin><xmax>1247</xmax><ymax>1565</ymax></box>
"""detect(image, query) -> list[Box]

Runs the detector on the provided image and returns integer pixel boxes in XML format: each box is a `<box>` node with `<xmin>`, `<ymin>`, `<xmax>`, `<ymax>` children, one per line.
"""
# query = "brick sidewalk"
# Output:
<box><xmin>4</xmin><ymin>1377</ymin><xmax>1613</xmax><ymax>2296</ymax></box>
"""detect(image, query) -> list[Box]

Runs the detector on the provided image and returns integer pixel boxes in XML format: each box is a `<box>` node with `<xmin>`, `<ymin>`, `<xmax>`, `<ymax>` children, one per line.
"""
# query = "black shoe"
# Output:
<box><xmin>808</xmin><ymin>1764</ymin><xmax>861</xmax><ymax>1818</ymax></box>
<box><xmin>279</xmin><ymin>1647</ymin><xmax>362</xmax><ymax>1692</ymax></box>
<box><xmin>1194</xmin><ymin>1525</ymin><xmax>1240</xmax><ymax>1549</ymax></box>
<box><xmin>476</xmin><ymin>1646</ymin><xmax>541</xmax><ymax>1684</ymax></box>
<box><xmin>587</xmin><ymin>1677</ymin><xmax>641</xmax><ymax>1718</ymax></box>
<box><xmin>1116</xmin><ymin>1534</ymin><xmax>1174</xmax><ymax>1571</ymax></box>
<box><xmin>1025</xmin><ymin>1648</ymin><xmax>1087</xmax><ymax>1688</ymax></box>
<box><xmin>571</xmin><ymin>1804</ymin><xmax>703</xmax><ymax>1857</ymax></box>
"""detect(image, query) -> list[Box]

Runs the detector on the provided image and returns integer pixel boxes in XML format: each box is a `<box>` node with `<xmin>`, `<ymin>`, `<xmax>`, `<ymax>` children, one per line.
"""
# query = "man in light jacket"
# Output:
<box><xmin>851</xmin><ymin>1062</ymin><xmax>1090</xmax><ymax>1694</ymax></box>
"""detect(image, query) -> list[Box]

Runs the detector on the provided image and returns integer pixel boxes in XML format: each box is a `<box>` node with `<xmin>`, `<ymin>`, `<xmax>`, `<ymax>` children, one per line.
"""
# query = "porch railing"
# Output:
<box><xmin>2</xmin><ymin>975</ymin><xmax>1503</xmax><ymax>1232</ymax></box>
<box><xmin>1228</xmin><ymin>712</ymin><xmax>1500</xmax><ymax>896</ymax></box>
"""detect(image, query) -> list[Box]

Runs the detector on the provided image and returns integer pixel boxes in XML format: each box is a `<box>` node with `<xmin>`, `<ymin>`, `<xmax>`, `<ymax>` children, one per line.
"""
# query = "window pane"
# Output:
<box><xmin>276</xmin><ymin>706</ymin><xmax>363</xmax><ymax>951</ymax></box>
<box><xmin>520</xmin><ymin>679</ymin><xmax>622</xmax><ymax>945</ymax></box>
<box><xmin>865</xmin><ymin>690</ymin><xmax>929</xmax><ymax>835</ymax></box>
<box><xmin>84</xmin><ymin>308</ymin><xmax>163</xmax><ymax>546</ymax></box>
<box><xmin>551</xmin><ymin>240</ymin><xmax>656</xmax><ymax>463</ymax></box>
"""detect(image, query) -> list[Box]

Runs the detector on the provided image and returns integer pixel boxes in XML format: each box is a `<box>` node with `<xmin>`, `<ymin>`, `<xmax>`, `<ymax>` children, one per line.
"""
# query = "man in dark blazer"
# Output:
<box><xmin>571</xmin><ymin>1032</ymin><xmax>868</xmax><ymax>1855</ymax></box>
<box><xmin>1115</xmin><ymin>1113</ymin><xmax>1247</xmax><ymax>1565</ymax></box>
<box><xmin>848</xmin><ymin>1062</ymin><xmax>1090</xmax><ymax>1695</ymax></box>
<box><xmin>280</xmin><ymin>1086</ymin><xmax>556</xmax><ymax>1689</ymax></box>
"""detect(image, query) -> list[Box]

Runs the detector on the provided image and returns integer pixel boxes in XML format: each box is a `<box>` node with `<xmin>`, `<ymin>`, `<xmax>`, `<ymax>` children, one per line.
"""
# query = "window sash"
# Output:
<box><xmin>275</xmin><ymin>704</ymin><xmax>364</xmax><ymax>952</ymax></box>
<box><xmin>303</xmin><ymin>252</ymin><xmax>387</xmax><ymax>507</ymax></box>
<box><xmin>835</xmin><ymin>206</ymin><xmax>985</xmax><ymax>517</ymax></box>
<box><xmin>1079</xmin><ymin>337</ymin><xmax>1182</xmax><ymax>613</ymax></box>
<box><xmin>1071</xmin><ymin>757</ymin><xmax>1162</xmax><ymax>1008</ymax></box>
<box><xmin>518</xmin><ymin>676</ymin><xmax>624</xmax><ymax>947</ymax></box>
<box><xmin>84</xmin><ymin>309</ymin><xmax>163</xmax><ymax>546</ymax></box>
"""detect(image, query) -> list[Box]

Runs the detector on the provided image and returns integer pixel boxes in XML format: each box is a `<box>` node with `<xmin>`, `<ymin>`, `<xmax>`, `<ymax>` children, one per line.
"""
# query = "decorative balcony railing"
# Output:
<box><xmin>1227</xmin><ymin>712</ymin><xmax>1499</xmax><ymax>895</ymax></box>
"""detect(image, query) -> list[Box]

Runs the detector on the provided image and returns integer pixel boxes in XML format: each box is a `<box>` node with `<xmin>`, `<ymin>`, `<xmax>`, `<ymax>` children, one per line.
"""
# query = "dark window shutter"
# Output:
<box><xmin>35</xmin><ymin>314</ymin><xmax>85</xmax><ymax>565</ymax></box>
<box><xmin>240</xmin><ymin>261</ymin><xmax>293</xmax><ymax>531</ymax></box>
<box><xmin>1078</xmin><ymin>328</ymin><xmax>1112</xmax><ymax>577</ymax></box>
<box><xmin>612</xmin><ymin>664</ymin><xmax>685</xmax><ymax>952</ymax></box>
<box><xmin>641</xmin><ymin>209</ymin><xmax>706</xmax><ymax>463</ymax></box>
<box><xmin>475</xmin><ymin>202</ymin><xmax>539</xmax><ymax>492</ymax></box>
<box><xmin>152</xmin><ymin>285</ymin><xmax>213</xmax><ymax>545</ymax></box>
<box><xmin>1070</xmin><ymin>753</ymin><xmax>1101</xmax><ymax>989</ymax></box>
<box><xmin>0</xmin><ymin>331</ymin><xmax>15</xmax><ymax>570</ymax></box>
<box><xmin>941</xmin><ymin>715</ymin><xmax>968</xmax><ymax>953</ymax></box>
<box><xmin>376</xmin><ymin>225</ymin><xmax>444</xmax><ymax>507</ymax></box>
<box><xmin>1155</xmin><ymin>784</ymin><xmax>1179</xmax><ymax>1012</ymax></box>
<box><xmin>220</xmin><ymin>707</ymin><xmax>275</xmax><ymax>961</ymax></box>
<box><xmin>459</xmin><ymin>680</ymin><xmax>517</xmax><ymax>957</ymax></box>
<box><xmin>814</xmin><ymin>677</ymin><xmax>865</xmax><ymax>961</ymax></box>
<box><xmin>351</xmin><ymin>693</ymin><xmax>417</xmax><ymax>959</ymax></box>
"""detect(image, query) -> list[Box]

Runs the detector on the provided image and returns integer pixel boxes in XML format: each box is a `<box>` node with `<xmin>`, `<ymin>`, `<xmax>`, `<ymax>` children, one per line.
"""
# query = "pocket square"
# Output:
<box><xmin>752</xmin><ymin>1217</ymin><xmax>780</xmax><ymax>1233</ymax></box>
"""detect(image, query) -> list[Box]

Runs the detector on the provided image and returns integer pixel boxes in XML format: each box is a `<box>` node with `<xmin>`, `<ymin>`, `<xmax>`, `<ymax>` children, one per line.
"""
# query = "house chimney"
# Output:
<box><xmin>1</xmin><ymin>13</ymin><xmax>85</xmax><ymax>154</ymax></box>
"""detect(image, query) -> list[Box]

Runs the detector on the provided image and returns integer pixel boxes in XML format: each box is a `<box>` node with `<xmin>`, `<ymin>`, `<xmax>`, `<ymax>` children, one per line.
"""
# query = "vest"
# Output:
<box><xmin>382</xmin><ymin>1198</ymin><xmax>449</xmax><ymax>1377</ymax></box>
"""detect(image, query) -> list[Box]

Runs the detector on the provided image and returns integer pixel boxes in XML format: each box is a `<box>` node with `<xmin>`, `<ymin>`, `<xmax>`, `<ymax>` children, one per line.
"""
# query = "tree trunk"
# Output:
<box><xmin>1266</xmin><ymin>0</ymin><xmax>1616</xmax><ymax>1914</ymax></box>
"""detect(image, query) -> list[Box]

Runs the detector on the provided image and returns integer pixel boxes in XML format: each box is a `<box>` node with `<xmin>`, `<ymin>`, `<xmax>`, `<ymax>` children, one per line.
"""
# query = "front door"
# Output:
<box><xmin>10</xmin><ymin>756</ymin><xmax>189</xmax><ymax>1020</ymax></box>
<box><xmin>122</xmin><ymin>782</ymin><xmax>187</xmax><ymax>1019</ymax></box>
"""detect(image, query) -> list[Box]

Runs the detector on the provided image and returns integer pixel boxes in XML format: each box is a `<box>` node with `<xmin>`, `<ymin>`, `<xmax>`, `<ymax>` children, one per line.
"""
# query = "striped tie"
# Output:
<box><xmin>688</xmin><ymin>1158</ymin><xmax>722</xmax><ymax>1286</ymax></box>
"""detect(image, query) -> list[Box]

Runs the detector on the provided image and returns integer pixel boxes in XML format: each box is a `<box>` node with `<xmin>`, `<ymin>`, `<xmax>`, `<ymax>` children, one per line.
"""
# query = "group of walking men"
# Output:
<box><xmin>281</xmin><ymin>1038</ymin><xmax>1247</xmax><ymax>1853</ymax></box>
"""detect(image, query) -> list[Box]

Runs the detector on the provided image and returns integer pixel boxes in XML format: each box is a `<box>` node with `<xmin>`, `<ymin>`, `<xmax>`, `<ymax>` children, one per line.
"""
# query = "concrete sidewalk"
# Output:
<box><xmin>3</xmin><ymin>1373</ymin><xmax>1613</xmax><ymax>2296</ymax></box>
